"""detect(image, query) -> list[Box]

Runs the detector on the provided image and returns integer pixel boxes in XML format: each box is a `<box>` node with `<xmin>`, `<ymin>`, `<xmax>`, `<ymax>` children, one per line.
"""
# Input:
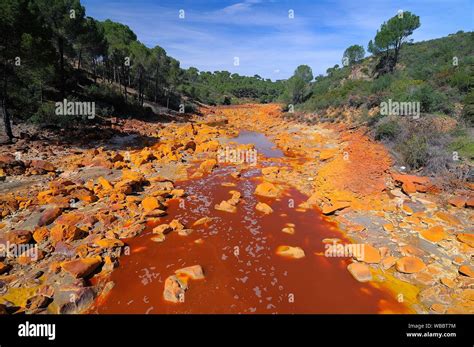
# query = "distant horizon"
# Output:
<box><xmin>82</xmin><ymin>0</ymin><xmax>473</xmax><ymax>80</ymax></box>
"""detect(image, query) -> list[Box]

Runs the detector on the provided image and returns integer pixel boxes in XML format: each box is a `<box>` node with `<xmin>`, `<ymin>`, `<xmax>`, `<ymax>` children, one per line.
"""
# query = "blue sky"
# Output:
<box><xmin>82</xmin><ymin>0</ymin><xmax>473</xmax><ymax>80</ymax></box>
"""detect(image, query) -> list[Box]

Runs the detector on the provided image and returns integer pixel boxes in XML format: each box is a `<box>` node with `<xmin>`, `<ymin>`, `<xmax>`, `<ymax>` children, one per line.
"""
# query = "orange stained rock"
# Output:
<box><xmin>456</xmin><ymin>233</ymin><xmax>474</xmax><ymax>248</ymax></box>
<box><xmin>396</xmin><ymin>256</ymin><xmax>426</xmax><ymax>274</ymax></box>
<box><xmin>461</xmin><ymin>289</ymin><xmax>474</xmax><ymax>301</ymax></box>
<box><xmin>411</xmin><ymin>225</ymin><xmax>425</xmax><ymax>233</ymax></box>
<box><xmin>193</xmin><ymin>217</ymin><xmax>212</xmax><ymax>226</ymax></box>
<box><xmin>255</xmin><ymin>202</ymin><xmax>273</xmax><ymax>214</ymax></box>
<box><xmin>420</xmin><ymin>226</ymin><xmax>447</xmax><ymax>243</ymax></box>
<box><xmin>130</xmin><ymin>148</ymin><xmax>155</xmax><ymax>166</ymax></box>
<box><xmin>33</xmin><ymin>226</ymin><xmax>49</xmax><ymax>243</ymax></box>
<box><xmin>466</xmin><ymin>197</ymin><xmax>474</xmax><ymax>208</ymax></box>
<box><xmin>98</xmin><ymin>176</ymin><xmax>114</xmax><ymax>191</ymax></box>
<box><xmin>171</xmin><ymin>189</ymin><xmax>185</xmax><ymax>197</ymax></box>
<box><xmin>435</xmin><ymin>211</ymin><xmax>461</xmax><ymax>226</ymax></box>
<box><xmin>405</xmin><ymin>215</ymin><xmax>420</xmax><ymax>224</ymax></box>
<box><xmin>322</xmin><ymin>201</ymin><xmax>351</xmax><ymax>215</ymax></box>
<box><xmin>95</xmin><ymin>238</ymin><xmax>124</xmax><ymax>248</ymax></box>
<box><xmin>72</xmin><ymin>188</ymin><xmax>97</xmax><ymax>203</ymax></box>
<box><xmin>399</xmin><ymin>245</ymin><xmax>425</xmax><ymax>257</ymax></box>
<box><xmin>61</xmin><ymin>256</ymin><xmax>103</xmax><ymax>278</ymax></box>
<box><xmin>38</xmin><ymin>207</ymin><xmax>63</xmax><ymax>227</ymax></box>
<box><xmin>254</xmin><ymin>181</ymin><xmax>280</xmax><ymax>198</ymax></box>
<box><xmin>448</xmin><ymin>196</ymin><xmax>467</xmax><ymax>208</ymax></box>
<box><xmin>419</xmin><ymin>216</ymin><xmax>437</xmax><ymax>227</ymax></box>
<box><xmin>18</xmin><ymin>249</ymin><xmax>45</xmax><ymax>265</ymax></box>
<box><xmin>378</xmin><ymin>246</ymin><xmax>390</xmax><ymax>258</ymax></box>
<box><xmin>412</xmin><ymin>211</ymin><xmax>427</xmax><ymax>218</ymax></box>
<box><xmin>50</xmin><ymin>224</ymin><xmax>83</xmax><ymax>244</ymax></box>
<box><xmin>383</xmin><ymin>203</ymin><xmax>397</xmax><ymax>212</ymax></box>
<box><xmin>381</xmin><ymin>256</ymin><xmax>397</xmax><ymax>270</ymax></box>
<box><xmin>141</xmin><ymin>196</ymin><xmax>161</xmax><ymax>212</ymax></box>
<box><xmin>459</xmin><ymin>243</ymin><xmax>472</xmax><ymax>253</ymax></box>
<box><xmin>282</xmin><ymin>226</ymin><xmax>295</xmax><ymax>234</ymax></box>
<box><xmin>402</xmin><ymin>204</ymin><xmax>413</xmax><ymax>215</ymax></box>
<box><xmin>430</xmin><ymin>303</ymin><xmax>446</xmax><ymax>313</ymax></box>
<box><xmin>261</xmin><ymin>166</ymin><xmax>280</xmax><ymax>176</ymax></box>
<box><xmin>227</xmin><ymin>190</ymin><xmax>241</xmax><ymax>206</ymax></box>
<box><xmin>30</xmin><ymin>159</ymin><xmax>56</xmax><ymax>172</ymax></box>
<box><xmin>440</xmin><ymin>277</ymin><xmax>456</xmax><ymax>288</ymax></box>
<box><xmin>453</xmin><ymin>255</ymin><xmax>465</xmax><ymax>265</ymax></box>
<box><xmin>459</xmin><ymin>265</ymin><xmax>474</xmax><ymax>278</ymax></box>
<box><xmin>319</xmin><ymin>149</ymin><xmax>337</xmax><ymax>161</ymax></box>
<box><xmin>391</xmin><ymin>173</ymin><xmax>431</xmax><ymax>194</ymax></box>
<box><xmin>326</xmin><ymin>190</ymin><xmax>354</xmax><ymax>204</ymax></box>
<box><xmin>37</xmin><ymin>190</ymin><xmax>55</xmax><ymax>204</ymax></box>
<box><xmin>276</xmin><ymin>245</ymin><xmax>305</xmax><ymax>259</ymax></box>
<box><xmin>175</xmin><ymin>265</ymin><xmax>205</xmax><ymax>280</ymax></box>
<box><xmin>356</xmin><ymin>244</ymin><xmax>381</xmax><ymax>264</ymax></box>
<box><xmin>7</xmin><ymin>230</ymin><xmax>32</xmax><ymax>245</ymax></box>
<box><xmin>121</xmin><ymin>170</ymin><xmax>145</xmax><ymax>182</ymax></box>
<box><xmin>347</xmin><ymin>262</ymin><xmax>372</xmax><ymax>282</ymax></box>
<box><xmin>54</xmin><ymin>212</ymin><xmax>86</xmax><ymax>226</ymax></box>
<box><xmin>169</xmin><ymin>219</ymin><xmax>185</xmax><ymax>231</ymax></box>
<box><xmin>198</xmin><ymin>159</ymin><xmax>218</xmax><ymax>174</ymax></box>
<box><xmin>196</xmin><ymin>140</ymin><xmax>220</xmax><ymax>153</ymax></box>
<box><xmin>214</xmin><ymin>200</ymin><xmax>237</xmax><ymax>213</ymax></box>
<box><xmin>153</xmin><ymin>224</ymin><xmax>173</xmax><ymax>235</ymax></box>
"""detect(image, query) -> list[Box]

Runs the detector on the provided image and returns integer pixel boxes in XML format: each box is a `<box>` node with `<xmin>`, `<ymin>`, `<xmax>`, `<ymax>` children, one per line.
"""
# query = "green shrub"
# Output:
<box><xmin>29</xmin><ymin>102</ymin><xmax>71</xmax><ymax>128</ymax></box>
<box><xmin>184</xmin><ymin>102</ymin><xmax>197</xmax><ymax>113</ymax></box>
<box><xmin>461</xmin><ymin>90</ymin><xmax>474</xmax><ymax>125</ymax></box>
<box><xmin>411</xmin><ymin>65</ymin><xmax>435</xmax><ymax>81</ymax></box>
<box><xmin>450</xmin><ymin>69</ymin><xmax>472</xmax><ymax>93</ymax></box>
<box><xmin>367</xmin><ymin>112</ymin><xmax>385</xmax><ymax>127</ymax></box>
<box><xmin>411</xmin><ymin>84</ymin><xmax>448</xmax><ymax>113</ymax></box>
<box><xmin>375</xmin><ymin>120</ymin><xmax>400</xmax><ymax>140</ymax></box>
<box><xmin>397</xmin><ymin>135</ymin><xmax>429</xmax><ymax>169</ymax></box>
<box><xmin>449</xmin><ymin>134</ymin><xmax>474</xmax><ymax>161</ymax></box>
<box><xmin>82</xmin><ymin>84</ymin><xmax>122</xmax><ymax>104</ymax></box>
<box><xmin>222</xmin><ymin>96</ymin><xmax>232</xmax><ymax>105</ymax></box>
<box><xmin>371</xmin><ymin>74</ymin><xmax>393</xmax><ymax>93</ymax></box>
<box><xmin>95</xmin><ymin>103</ymin><xmax>114</xmax><ymax>117</ymax></box>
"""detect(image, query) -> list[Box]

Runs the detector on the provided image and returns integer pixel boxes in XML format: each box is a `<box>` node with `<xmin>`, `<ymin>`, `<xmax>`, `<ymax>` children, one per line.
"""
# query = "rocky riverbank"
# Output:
<box><xmin>0</xmin><ymin>104</ymin><xmax>472</xmax><ymax>314</ymax></box>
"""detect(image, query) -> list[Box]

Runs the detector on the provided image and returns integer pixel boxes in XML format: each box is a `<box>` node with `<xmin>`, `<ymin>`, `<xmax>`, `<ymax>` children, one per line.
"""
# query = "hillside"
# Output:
<box><xmin>283</xmin><ymin>31</ymin><xmax>474</xmax><ymax>177</ymax></box>
<box><xmin>299</xmin><ymin>31</ymin><xmax>473</xmax><ymax>114</ymax></box>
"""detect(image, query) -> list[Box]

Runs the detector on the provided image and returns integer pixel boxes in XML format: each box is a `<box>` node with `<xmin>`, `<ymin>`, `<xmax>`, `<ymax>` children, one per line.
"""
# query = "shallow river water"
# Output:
<box><xmin>95</xmin><ymin>131</ymin><xmax>408</xmax><ymax>314</ymax></box>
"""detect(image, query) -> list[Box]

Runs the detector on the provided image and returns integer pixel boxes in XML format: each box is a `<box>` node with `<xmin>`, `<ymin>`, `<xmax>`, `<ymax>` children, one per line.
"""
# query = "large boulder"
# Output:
<box><xmin>7</xmin><ymin>230</ymin><xmax>32</xmax><ymax>244</ymax></box>
<box><xmin>347</xmin><ymin>262</ymin><xmax>372</xmax><ymax>282</ymax></box>
<box><xmin>254</xmin><ymin>181</ymin><xmax>280</xmax><ymax>198</ymax></box>
<box><xmin>276</xmin><ymin>245</ymin><xmax>305</xmax><ymax>259</ymax></box>
<box><xmin>396</xmin><ymin>256</ymin><xmax>426</xmax><ymax>274</ymax></box>
<box><xmin>61</xmin><ymin>256</ymin><xmax>103</xmax><ymax>278</ymax></box>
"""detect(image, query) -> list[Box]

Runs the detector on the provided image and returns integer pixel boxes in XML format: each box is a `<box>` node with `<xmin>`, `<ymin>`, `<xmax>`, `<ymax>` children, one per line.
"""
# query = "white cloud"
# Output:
<box><xmin>220</xmin><ymin>0</ymin><xmax>263</xmax><ymax>15</ymax></box>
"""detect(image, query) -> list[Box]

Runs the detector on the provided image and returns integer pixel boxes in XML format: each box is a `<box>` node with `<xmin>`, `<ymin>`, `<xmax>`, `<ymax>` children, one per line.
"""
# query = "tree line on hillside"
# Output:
<box><xmin>281</xmin><ymin>10</ymin><xmax>473</xmax><ymax>175</ymax></box>
<box><xmin>0</xmin><ymin>0</ymin><xmax>282</xmax><ymax>143</ymax></box>
<box><xmin>284</xmin><ymin>11</ymin><xmax>422</xmax><ymax>107</ymax></box>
